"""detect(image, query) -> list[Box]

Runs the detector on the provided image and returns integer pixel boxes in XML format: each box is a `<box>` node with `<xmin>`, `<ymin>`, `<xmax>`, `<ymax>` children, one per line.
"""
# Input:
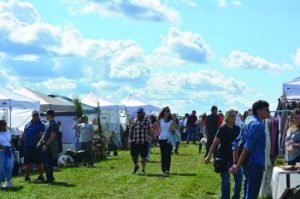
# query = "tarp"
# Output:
<box><xmin>15</xmin><ymin>87</ymin><xmax>75</xmax><ymax>112</ymax></box>
<box><xmin>0</xmin><ymin>87</ymin><xmax>40</xmax><ymax>110</ymax></box>
<box><xmin>283</xmin><ymin>76</ymin><xmax>300</xmax><ymax>99</ymax></box>
<box><xmin>120</xmin><ymin>95</ymin><xmax>160</xmax><ymax>117</ymax></box>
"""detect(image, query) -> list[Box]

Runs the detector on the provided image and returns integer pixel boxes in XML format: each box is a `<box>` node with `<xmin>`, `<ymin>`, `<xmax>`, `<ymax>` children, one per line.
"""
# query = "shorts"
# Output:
<box><xmin>130</xmin><ymin>143</ymin><xmax>148</xmax><ymax>158</ymax></box>
<box><xmin>24</xmin><ymin>147</ymin><xmax>43</xmax><ymax>165</ymax></box>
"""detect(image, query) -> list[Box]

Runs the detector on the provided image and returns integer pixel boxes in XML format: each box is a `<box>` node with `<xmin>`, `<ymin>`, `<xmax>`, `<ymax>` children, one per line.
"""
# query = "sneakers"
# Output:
<box><xmin>0</xmin><ymin>182</ymin><xmax>4</xmax><ymax>189</ymax></box>
<box><xmin>140</xmin><ymin>170</ymin><xmax>146</xmax><ymax>176</ymax></box>
<box><xmin>44</xmin><ymin>178</ymin><xmax>55</xmax><ymax>183</ymax></box>
<box><xmin>166</xmin><ymin>171</ymin><xmax>170</xmax><ymax>175</ymax></box>
<box><xmin>132</xmin><ymin>165</ymin><xmax>139</xmax><ymax>174</ymax></box>
<box><xmin>33</xmin><ymin>175</ymin><xmax>45</xmax><ymax>183</ymax></box>
<box><xmin>6</xmin><ymin>181</ymin><xmax>14</xmax><ymax>188</ymax></box>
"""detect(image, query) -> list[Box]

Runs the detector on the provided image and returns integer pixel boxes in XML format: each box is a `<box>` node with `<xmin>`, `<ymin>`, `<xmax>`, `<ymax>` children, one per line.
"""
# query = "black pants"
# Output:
<box><xmin>42</xmin><ymin>149</ymin><xmax>54</xmax><ymax>181</ymax></box>
<box><xmin>80</xmin><ymin>142</ymin><xmax>93</xmax><ymax>166</ymax></box>
<box><xmin>159</xmin><ymin>140</ymin><xmax>172</xmax><ymax>172</ymax></box>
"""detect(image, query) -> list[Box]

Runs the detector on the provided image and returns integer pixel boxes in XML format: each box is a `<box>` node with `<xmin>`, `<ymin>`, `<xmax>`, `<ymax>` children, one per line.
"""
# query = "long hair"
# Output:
<box><xmin>158</xmin><ymin>106</ymin><xmax>172</xmax><ymax>122</ymax></box>
<box><xmin>222</xmin><ymin>109</ymin><xmax>236</xmax><ymax>126</ymax></box>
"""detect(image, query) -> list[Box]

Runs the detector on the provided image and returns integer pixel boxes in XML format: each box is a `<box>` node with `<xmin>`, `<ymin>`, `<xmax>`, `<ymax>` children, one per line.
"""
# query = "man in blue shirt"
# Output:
<box><xmin>230</xmin><ymin>100</ymin><xmax>270</xmax><ymax>199</ymax></box>
<box><xmin>19</xmin><ymin>110</ymin><xmax>45</xmax><ymax>182</ymax></box>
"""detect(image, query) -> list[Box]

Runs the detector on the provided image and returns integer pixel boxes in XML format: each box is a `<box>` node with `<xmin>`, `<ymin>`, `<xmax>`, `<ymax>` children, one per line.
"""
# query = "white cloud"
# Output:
<box><xmin>70</xmin><ymin>0</ymin><xmax>180</xmax><ymax>25</ymax></box>
<box><xmin>37</xmin><ymin>77</ymin><xmax>77</xmax><ymax>90</ymax></box>
<box><xmin>218</xmin><ymin>0</ymin><xmax>242</xmax><ymax>7</ymax></box>
<box><xmin>294</xmin><ymin>48</ymin><xmax>300</xmax><ymax>67</ymax></box>
<box><xmin>0</xmin><ymin>0</ymin><xmax>41</xmax><ymax>23</ymax></box>
<box><xmin>149</xmin><ymin>27</ymin><xmax>214</xmax><ymax>66</ymax></box>
<box><xmin>222</xmin><ymin>51</ymin><xmax>293</xmax><ymax>70</ymax></box>
<box><xmin>12</xmin><ymin>54</ymin><xmax>39</xmax><ymax>62</ymax></box>
<box><xmin>91</xmin><ymin>81</ymin><xmax>110</xmax><ymax>90</ymax></box>
<box><xmin>218</xmin><ymin>0</ymin><xmax>228</xmax><ymax>7</ymax></box>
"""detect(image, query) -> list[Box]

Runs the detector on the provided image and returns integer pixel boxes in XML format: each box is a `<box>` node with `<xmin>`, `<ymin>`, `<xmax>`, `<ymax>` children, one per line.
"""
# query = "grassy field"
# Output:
<box><xmin>1</xmin><ymin>143</ymin><xmax>223</xmax><ymax>199</ymax></box>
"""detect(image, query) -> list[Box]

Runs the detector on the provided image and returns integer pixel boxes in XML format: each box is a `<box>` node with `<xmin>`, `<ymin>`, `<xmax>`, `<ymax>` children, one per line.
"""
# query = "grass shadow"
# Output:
<box><xmin>170</xmin><ymin>173</ymin><xmax>197</xmax><ymax>177</ymax></box>
<box><xmin>0</xmin><ymin>186</ymin><xmax>24</xmax><ymax>192</ymax></box>
<box><xmin>141</xmin><ymin>173</ymin><xmax>170</xmax><ymax>178</ymax></box>
<box><xmin>147</xmin><ymin>160</ymin><xmax>161</xmax><ymax>164</ymax></box>
<box><xmin>47</xmin><ymin>181</ymin><xmax>76</xmax><ymax>187</ymax></box>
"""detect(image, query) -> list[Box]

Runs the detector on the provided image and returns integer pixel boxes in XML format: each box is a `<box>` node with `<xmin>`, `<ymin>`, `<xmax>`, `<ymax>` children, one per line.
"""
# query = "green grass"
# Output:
<box><xmin>1</xmin><ymin>143</ymin><xmax>223</xmax><ymax>199</ymax></box>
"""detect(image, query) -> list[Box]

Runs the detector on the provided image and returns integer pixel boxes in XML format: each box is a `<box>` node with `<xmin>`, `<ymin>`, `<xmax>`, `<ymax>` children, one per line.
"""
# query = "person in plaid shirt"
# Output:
<box><xmin>129</xmin><ymin>108</ymin><xmax>152</xmax><ymax>175</ymax></box>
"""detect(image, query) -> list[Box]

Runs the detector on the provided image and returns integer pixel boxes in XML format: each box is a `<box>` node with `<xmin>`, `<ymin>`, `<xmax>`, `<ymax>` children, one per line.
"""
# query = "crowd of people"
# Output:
<box><xmin>1</xmin><ymin>99</ymin><xmax>300</xmax><ymax>199</ymax></box>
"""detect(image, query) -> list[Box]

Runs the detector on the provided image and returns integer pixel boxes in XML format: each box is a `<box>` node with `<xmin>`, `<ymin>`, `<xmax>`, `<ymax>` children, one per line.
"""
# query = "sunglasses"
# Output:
<box><xmin>164</xmin><ymin>110</ymin><xmax>170</xmax><ymax>113</ymax></box>
<box><xmin>229</xmin><ymin>114</ymin><xmax>236</xmax><ymax>117</ymax></box>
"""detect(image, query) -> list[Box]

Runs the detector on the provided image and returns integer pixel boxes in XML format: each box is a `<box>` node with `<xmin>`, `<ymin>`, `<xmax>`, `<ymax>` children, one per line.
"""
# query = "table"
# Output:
<box><xmin>271</xmin><ymin>167</ymin><xmax>300</xmax><ymax>199</ymax></box>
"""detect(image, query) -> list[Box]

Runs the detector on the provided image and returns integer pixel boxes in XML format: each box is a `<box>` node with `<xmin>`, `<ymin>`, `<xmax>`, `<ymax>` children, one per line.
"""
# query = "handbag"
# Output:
<box><xmin>213</xmin><ymin>158</ymin><xmax>228</xmax><ymax>173</ymax></box>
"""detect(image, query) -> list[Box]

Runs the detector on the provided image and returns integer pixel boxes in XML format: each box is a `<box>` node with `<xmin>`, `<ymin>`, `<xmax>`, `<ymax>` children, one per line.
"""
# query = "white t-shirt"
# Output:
<box><xmin>0</xmin><ymin>130</ymin><xmax>11</xmax><ymax>147</ymax></box>
<box><xmin>159</xmin><ymin>118</ymin><xmax>172</xmax><ymax>140</ymax></box>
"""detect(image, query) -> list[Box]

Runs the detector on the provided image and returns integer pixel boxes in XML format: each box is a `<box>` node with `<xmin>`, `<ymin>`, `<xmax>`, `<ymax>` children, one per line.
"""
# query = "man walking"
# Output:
<box><xmin>230</xmin><ymin>100</ymin><xmax>270</xmax><ymax>199</ymax></box>
<box><xmin>74</xmin><ymin>115</ymin><xmax>95</xmax><ymax>167</ymax></box>
<box><xmin>129</xmin><ymin>108</ymin><xmax>152</xmax><ymax>175</ymax></box>
<box><xmin>37</xmin><ymin>110</ymin><xmax>59</xmax><ymax>183</ymax></box>
<box><xmin>186</xmin><ymin>110</ymin><xmax>198</xmax><ymax>144</ymax></box>
<box><xmin>19</xmin><ymin>111</ymin><xmax>45</xmax><ymax>182</ymax></box>
<box><xmin>204</xmin><ymin>106</ymin><xmax>222</xmax><ymax>158</ymax></box>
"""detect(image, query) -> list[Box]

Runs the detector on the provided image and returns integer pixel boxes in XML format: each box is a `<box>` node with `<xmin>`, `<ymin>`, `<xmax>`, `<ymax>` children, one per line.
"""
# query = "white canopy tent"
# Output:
<box><xmin>120</xmin><ymin>95</ymin><xmax>160</xmax><ymax>117</ymax></box>
<box><xmin>0</xmin><ymin>87</ymin><xmax>40</xmax><ymax>129</ymax></box>
<box><xmin>82</xmin><ymin>92</ymin><xmax>123</xmax><ymax>147</ymax></box>
<box><xmin>283</xmin><ymin>77</ymin><xmax>300</xmax><ymax>99</ymax></box>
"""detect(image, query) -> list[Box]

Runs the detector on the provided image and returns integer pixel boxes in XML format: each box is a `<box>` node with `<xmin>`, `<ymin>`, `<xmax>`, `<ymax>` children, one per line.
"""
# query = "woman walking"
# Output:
<box><xmin>0</xmin><ymin>120</ymin><xmax>14</xmax><ymax>188</ymax></box>
<box><xmin>205</xmin><ymin>110</ymin><xmax>242</xmax><ymax>199</ymax></box>
<box><xmin>157</xmin><ymin>107</ymin><xmax>177</xmax><ymax>175</ymax></box>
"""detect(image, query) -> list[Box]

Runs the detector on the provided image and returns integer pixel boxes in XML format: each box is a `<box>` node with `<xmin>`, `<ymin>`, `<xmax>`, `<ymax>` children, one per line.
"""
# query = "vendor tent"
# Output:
<box><xmin>82</xmin><ymin>92</ymin><xmax>123</xmax><ymax>110</ymax></box>
<box><xmin>48</xmin><ymin>94</ymin><xmax>96</xmax><ymax>114</ymax></box>
<box><xmin>15</xmin><ymin>88</ymin><xmax>78</xmax><ymax>144</ymax></box>
<box><xmin>0</xmin><ymin>87</ymin><xmax>39</xmax><ymax>110</ymax></box>
<box><xmin>120</xmin><ymin>95</ymin><xmax>160</xmax><ymax>117</ymax></box>
<box><xmin>0</xmin><ymin>88</ymin><xmax>40</xmax><ymax>128</ymax></box>
<box><xmin>82</xmin><ymin>92</ymin><xmax>122</xmax><ymax>147</ymax></box>
<box><xmin>15</xmin><ymin>87</ymin><xmax>75</xmax><ymax>113</ymax></box>
<box><xmin>283</xmin><ymin>77</ymin><xmax>300</xmax><ymax>99</ymax></box>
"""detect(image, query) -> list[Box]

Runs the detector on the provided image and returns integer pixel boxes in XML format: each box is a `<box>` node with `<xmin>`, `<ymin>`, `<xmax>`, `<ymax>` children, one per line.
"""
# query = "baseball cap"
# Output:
<box><xmin>137</xmin><ymin>108</ymin><xmax>144</xmax><ymax>113</ymax></box>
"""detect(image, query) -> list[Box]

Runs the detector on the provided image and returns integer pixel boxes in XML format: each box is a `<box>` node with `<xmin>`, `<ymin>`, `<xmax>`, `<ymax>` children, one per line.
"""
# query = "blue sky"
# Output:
<box><xmin>1</xmin><ymin>0</ymin><xmax>300</xmax><ymax>114</ymax></box>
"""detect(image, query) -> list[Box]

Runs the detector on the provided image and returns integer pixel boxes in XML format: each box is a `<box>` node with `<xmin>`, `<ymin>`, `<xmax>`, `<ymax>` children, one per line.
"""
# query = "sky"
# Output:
<box><xmin>0</xmin><ymin>0</ymin><xmax>300</xmax><ymax>115</ymax></box>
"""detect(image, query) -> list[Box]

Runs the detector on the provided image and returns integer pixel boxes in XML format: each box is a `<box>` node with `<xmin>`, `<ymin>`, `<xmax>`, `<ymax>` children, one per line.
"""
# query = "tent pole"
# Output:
<box><xmin>9</xmin><ymin>107</ymin><xmax>12</xmax><ymax>129</ymax></box>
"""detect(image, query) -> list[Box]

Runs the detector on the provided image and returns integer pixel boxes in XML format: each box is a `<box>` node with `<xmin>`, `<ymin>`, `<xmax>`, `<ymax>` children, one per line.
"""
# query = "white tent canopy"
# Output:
<box><xmin>0</xmin><ymin>87</ymin><xmax>40</xmax><ymax>129</ymax></box>
<box><xmin>15</xmin><ymin>87</ymin><xmax>75</xmax><ymax>112</ymax></box>
<box><xmin>120</xmin><ymin>95</ymin><xmax>160</xmax><ymax>117</ymax></box>
<box><xmin>0</xmin><ymin>88</ymin><xmax>40</xmax><ymax>110</ymax></box>
<box><xmin>82</xmin><ymin>92</ymin><xmax>123</xmax><ymax>110</ymax></box>
<box><xmin>283</xmin><ymin>77</ymin><xmax>300</xmax><ymax>99</ymax></box>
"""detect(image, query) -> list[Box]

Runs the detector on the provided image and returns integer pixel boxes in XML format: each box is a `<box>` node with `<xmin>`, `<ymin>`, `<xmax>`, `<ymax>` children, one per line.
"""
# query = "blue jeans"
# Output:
<box><xmin>42</xmin><ymin>149</ymin><xmax>54</xmax><ymax>181</ymax></box>
<box><xmin>243</xmin><ymin>164</ymin><xmax>264</xmax><ymax>199</ymax></box>
<box><xmin>0</xmin><ymin>151</ymin><xmax>14</xmax><ymax>182</ymax></box>
<box><xmin>187</xmin><ymin>127</ymin><xmax>197</xmax><ymax>143</ymax></box>
<box><xmin>174</xmin><ymin>141</ymin><xmax>180</xmax><ymax>153</ymax></box>
<box><xmin>220</xmin><ymin>162</ymin><xmax>243</xmax><ymax>199</ymax></box>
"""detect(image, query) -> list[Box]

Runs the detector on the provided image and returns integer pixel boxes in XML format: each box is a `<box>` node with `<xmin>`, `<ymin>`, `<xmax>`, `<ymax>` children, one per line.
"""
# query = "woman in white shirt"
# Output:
<box><xmin>0</xmin><ymin>120</ymin><xmax>14</xmax><ymax>188</ymax></box>
<box><xmin>157</xmin><ymin>107</ymin><xmax>177</xmax><ymax>175</ymax></box>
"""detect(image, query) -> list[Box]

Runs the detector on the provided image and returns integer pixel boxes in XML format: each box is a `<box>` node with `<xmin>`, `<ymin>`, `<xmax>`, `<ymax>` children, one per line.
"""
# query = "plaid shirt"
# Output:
<box><xmin>129</xmin><ymin>118</ymin><xmax>151</xmax><ymax>144</ymax></box>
